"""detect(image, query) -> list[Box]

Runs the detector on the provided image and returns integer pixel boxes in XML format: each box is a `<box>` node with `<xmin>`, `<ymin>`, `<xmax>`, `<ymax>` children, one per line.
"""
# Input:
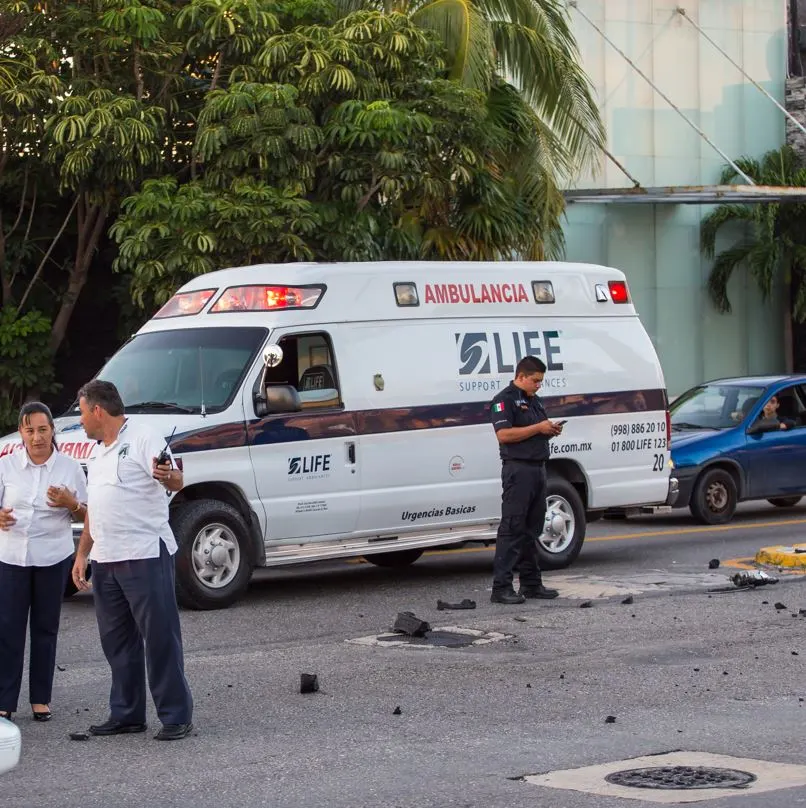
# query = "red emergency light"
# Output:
<box><xmin>608</xmin><ymin>280</ymin><xmax>630</xmax><ymax>304</ymax></box>
<box><xmin>154</xmin><ymin>289</ymin><xmax>216</xmax><ymax>319</ymax></box>
<box><xmin>209</xmin><ymin>284</ymin><xmax>325</xmax><ymax>313</ymax></box>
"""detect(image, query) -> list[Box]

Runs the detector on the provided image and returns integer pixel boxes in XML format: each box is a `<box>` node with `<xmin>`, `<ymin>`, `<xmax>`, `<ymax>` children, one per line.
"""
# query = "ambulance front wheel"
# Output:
<box><xmin>537</xmin><ymin>478</ymin><xmax>586</xmax><ymax>570</ymax></box>
<box><xmin>173</xmin><ymin>499</ymin><xmax>253</xmax><ymax>610</ymax></box>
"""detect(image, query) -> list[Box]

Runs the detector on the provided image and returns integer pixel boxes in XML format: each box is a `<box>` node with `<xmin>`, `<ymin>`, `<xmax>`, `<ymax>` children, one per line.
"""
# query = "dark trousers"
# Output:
<box><xmin>492</xmin><ymin>461</ymin><xmax>547</xmax><ymax>593</ymax></box>
<box><xmin>91</xmin><ymin>540</ymin><xmax>193</xmax><ymax>726</ymax></box>
<box><xmin>0</xmin><ymin>556</ymin><xmax>72</xmax><ymax>712</ymax></box>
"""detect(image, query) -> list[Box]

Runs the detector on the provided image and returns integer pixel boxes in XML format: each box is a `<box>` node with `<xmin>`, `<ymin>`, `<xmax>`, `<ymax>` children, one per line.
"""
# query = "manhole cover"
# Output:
<box><xmin>605</xmin><ymin>766</ymin><xmax>757</xmax><ymax>791</ymax></box>
<box><xmin>378</xmin><ymin>630</ymin><xmax>476</xmax><ymax>648</ymax></box>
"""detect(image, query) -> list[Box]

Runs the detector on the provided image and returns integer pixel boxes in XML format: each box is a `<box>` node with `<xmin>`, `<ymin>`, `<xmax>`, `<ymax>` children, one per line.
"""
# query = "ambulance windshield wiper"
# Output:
<box><xmin>127</xmin><ymin>401</ymin><xmax>194</xmax><ymax>414</ymax></box>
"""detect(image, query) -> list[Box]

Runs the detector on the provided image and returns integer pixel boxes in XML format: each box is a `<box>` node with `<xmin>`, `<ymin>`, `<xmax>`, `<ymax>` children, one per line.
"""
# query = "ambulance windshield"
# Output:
<box><xmin>69</xmin><ymin>326</ymin><xmax>266</xmax><ymax>415</ymax></box>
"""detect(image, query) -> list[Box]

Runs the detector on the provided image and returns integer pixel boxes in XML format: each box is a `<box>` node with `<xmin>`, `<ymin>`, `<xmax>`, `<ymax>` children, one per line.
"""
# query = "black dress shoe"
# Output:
<box><xmin>89</xmin><ymin>718</ymin><xmax>147</xmax><ymax>736</ymax></box>
<box><xmin>521</xmin><ymin>585</ymin><xmax>560</xmax><ymax>599</ymax></box>
<box><xmin>490</xmin><ymin>589</ymin><xmax>526</xmax><ymax>604</ymax></box>
<box><xmin>154</xmin><ymin>723</ymin><xmax>193</xmax><ymax>741</ymax></box>
<box><xmin>32</xmin><ymin>710</ymin><xmax>52</xmax><ymax>722</ymax></box>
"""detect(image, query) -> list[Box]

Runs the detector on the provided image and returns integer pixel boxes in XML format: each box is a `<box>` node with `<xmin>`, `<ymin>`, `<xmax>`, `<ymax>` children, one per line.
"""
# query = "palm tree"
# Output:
<box><xmin>333</xmin><ymin>0</ymin><xmax>605</xmax><ymax>257</ymax></box>
<box><xmin>701</xmin><ymin>145</ymin><xmax>806</xmax><ymax>322</ymax></box>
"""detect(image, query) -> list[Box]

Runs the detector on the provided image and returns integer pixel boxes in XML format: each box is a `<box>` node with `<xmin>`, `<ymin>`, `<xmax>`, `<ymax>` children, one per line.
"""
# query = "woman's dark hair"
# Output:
<box><xmin>18</xmin><ymin>401</ymin><xmax>58</xmax><ymax>450</ymax></box>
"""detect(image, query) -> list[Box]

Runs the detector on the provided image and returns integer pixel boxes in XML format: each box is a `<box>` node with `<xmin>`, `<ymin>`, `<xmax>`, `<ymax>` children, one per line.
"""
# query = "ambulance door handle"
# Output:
<box><xmin>346</xmin><ymin>441</ymin><xmax>356</xmax><ymax>465</ymax></box>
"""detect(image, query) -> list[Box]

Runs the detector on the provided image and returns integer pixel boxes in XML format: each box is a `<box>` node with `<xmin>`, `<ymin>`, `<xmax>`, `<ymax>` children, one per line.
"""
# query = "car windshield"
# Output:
<box><xmin>670</xmin><ymin>383</ymin><xmax>766</xmax><ymax>430</ymax></box>
<box><xmin>66</xmin><ymin>326</ymin><xmax>267</xmax><ymax>415</ymax></box>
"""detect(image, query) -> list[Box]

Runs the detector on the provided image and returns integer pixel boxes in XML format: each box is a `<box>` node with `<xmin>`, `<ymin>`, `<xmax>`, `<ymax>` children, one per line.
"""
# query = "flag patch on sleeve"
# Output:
<box><xmin>492</xmin><ymin>402</ymin><xmax>505</xmax><ymax>413</ymax></box>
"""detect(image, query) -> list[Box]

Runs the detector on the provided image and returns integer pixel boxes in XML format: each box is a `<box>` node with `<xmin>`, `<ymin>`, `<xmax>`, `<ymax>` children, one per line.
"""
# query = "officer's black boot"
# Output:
<box><xmin>490</xmin><ymin>589</ymin><xmax>526</xmax><ymax>605</ymax></box>
<box><xmin>521</xmin><ymin>585</ymin><xmax>559</xmax><ymax>599</ymax></box>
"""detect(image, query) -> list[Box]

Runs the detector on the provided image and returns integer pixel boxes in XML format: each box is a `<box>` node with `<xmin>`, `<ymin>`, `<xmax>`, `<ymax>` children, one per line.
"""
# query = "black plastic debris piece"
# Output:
<box><xmin>560</xmin><ymin>674</ymin><xmax>565</xmax><ymax>680</ymax></box>
<box><xmin>513</xmin><ymin>616</ymin><xmax>528</xmax><ymax>623</ymax></box>
<box><xmin>793</xmin><ymin>651</ymin><xmax>800</xmax><ymax>656</ymax></box>
<box><xmin>393</xmin><ymin>611</ymin><xmax>431</xmax><ymax>637</ymax></box>
<box><xmin>56</xmin><ymin>665</ymin><xmax>66</xmax><ymax>672</ymax></box>
<box><xmin>437</xmin><ymin>598</ymin><xmax>476</xmax><ymax>611</ymax></box>
<box><xmin>300</xmin><ymin>673</ymin><xmax>319</xmax><ymax>694</ymax></box>
<box><xmin>621</xmin><ymin>595</ymin><xmax>634</xmax><ymax>605</ymax></box>
<box><xmin>579</xmin><ymin>600</ymin><xmax>593</xmax><ymax>609</ymax></box>
<box><xmin>762</xmin><ymin>601</ymin><xmax>769</xmax><ymax>605</ymax></box>
<box><xmin>526</xmin><ymin>683</ymin><xmax>532</xmax><ymax>689</ymax></box>
<box><xmin>69</xmin><ymin>732</ymin><xmax>90</xmax><ymax>741</ymax></box>
<box><xmin>392</xmin><ymin>706</ymin><xmax>402</xmax><ymax>715</ymax></box>
<box><xmin>723</xmin><ymin>671</ymin><xmax>728</xmax><ymax>676</ymax></box>
<box><xmin>730</xmin><ymin>570</ymin><xmax>778</xmax><ymax>588</ymax></box>
<box><xmin>694</xmin><ymin>668</ymin><xmax>700</xmax><ymax>672</ymax></box>
<box><xmin>800</xmin><ymin>609</ymin><xmax>806</xmax><ymax>616</ymax></box>
<box><xmin>775</xmin><ymin>602</ymin><xmax>787</xmax><ymax>610</ymax></box>
<box><xmin>708</xmin><ymin>559</ymin><xmax>720</xmax><ymax>569</ymax></box>
<box><xmin>605</xmin><ymin>715</ymin><xmax>616</xmax><ymax>724</ymax></box>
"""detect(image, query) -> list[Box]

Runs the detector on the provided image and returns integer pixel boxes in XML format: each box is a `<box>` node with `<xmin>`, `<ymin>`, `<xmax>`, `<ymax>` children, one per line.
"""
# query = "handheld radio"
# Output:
<box><xmin>155</xmin><ymin>427</ymin><xmax>177</xmax><ymax>467</ymax></box>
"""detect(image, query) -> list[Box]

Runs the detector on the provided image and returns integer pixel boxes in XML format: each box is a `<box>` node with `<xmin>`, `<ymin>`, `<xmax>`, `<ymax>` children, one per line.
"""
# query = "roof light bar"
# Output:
<box><xmin>154</xmin><ymin>289</ymin><xmax>216</xmax><ymax>319</ymax></box>
<box><xmin>210</xmin><ymin>284</ymin><xmax>325</xmax><ymax>313</ymax></box>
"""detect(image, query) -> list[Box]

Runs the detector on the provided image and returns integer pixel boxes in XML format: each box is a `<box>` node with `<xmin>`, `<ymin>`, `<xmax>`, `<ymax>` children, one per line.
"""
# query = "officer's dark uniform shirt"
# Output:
<box><xmin>490</xmin><ymin>383</ymin><xmax>550</xmax><ymax>462</ymax></box>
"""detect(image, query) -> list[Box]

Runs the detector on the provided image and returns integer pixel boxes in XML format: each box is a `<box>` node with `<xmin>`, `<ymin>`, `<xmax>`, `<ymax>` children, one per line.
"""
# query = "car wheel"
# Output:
<box><xmin>173</xmin><ymin>499</ymin><xmax>253</xmax><ymax>610</ymax></box>
<box><xmin>690</xmin><ymin>468</ymin><xmax>737</xmax><ymax>525</ymax></box>
<box><xmin>767</xmin><ymin>496</ymin><xmax>803</xmax><ymax>508</ymax></box>
<box><xmin>537</xmin><ymin>478</ymin><xmax>587</xmax><ymax>570</ymax></box>
<box><xmin>364</xmin><ymin>549</ymin><xmax>424</xmax><ymax>568</ymax></box>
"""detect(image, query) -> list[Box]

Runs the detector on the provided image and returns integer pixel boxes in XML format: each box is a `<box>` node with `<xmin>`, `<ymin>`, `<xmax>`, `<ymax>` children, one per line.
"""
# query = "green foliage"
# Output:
<box><xmin>701</xmin><ymin>146</ymin><xmax>806</xmax><ymax>321</ymax></box>
<box><xmin>0</xmin><ymin>307</ymin><xmax>59</xmax><ymax>432</ymax></box>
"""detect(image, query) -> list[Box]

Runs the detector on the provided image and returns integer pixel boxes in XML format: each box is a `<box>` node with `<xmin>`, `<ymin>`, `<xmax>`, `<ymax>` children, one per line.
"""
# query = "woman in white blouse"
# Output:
<box><xmin>0</xmin><ymin>402</ymin><xmax>87</xmax><ymax>722</ymax></box>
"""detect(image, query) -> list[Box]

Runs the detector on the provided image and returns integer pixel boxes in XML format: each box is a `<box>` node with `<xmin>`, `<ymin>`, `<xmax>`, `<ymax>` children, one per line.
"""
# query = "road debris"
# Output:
<box><xmin>393</xmin><ymin>612</ymin><xmax>431</xmax><ymax>637</ymax></box>
<box><xmin>513</xmin><ymin>616</ymin><xmax>528</xmax><ymax>623</ymax></box>
<box><xmin>708</xmin><ymin>559</ymin><xmax>720</xmax><ymax>569</ymax></box>
<box><xmin>392</xmin><ymin>706</ymin><xmax>402</xmax><ymax>715</ymax></box>
<box><xmin>69</xmin><ymin>732</ymin><xmax>90</xmax><ymax>741</ymax></box>
<box><xmin>730</xmin><ymin>570</ymin><xmax>778</xmax><ymax>588</ymax></box>
<box><xmin>56</xmin><ymin>665</ymin><xmax>66</xmax><ymax>672</ymax></box>
<box><xmin>605</xmin><ymin>715</ymin><xmax>617</xmax><ymax>724</ymax></box>
<box><xmin>436</xmin><ymin>599</ymin><xmax>476</xmax><ymax>611</ymax></box>
<box><xmin>579</xmin><ymin>601</ymin><xmax>593</xmax><ymax>609</ymax></box>
<box><xmin>300</xmin><ymin>673</ymin><xmax>319</xmax><ymax>694</ymax></box>
<box><xmin>621</xmin><ymin>595</ymin><xmax>634</xmax><ymax>605</ymax></box>
<box><xmin>775</xmin><ymin>602</ymin><xmax>787</xmax><ymax>611</ymax></box>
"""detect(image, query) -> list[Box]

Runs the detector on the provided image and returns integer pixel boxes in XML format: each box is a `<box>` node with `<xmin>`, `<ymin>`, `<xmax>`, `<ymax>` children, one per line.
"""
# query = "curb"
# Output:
<box><xmin>755</xmin><ymin>543</ymin><xmax>806</xmax><ymax>569</ymax></box>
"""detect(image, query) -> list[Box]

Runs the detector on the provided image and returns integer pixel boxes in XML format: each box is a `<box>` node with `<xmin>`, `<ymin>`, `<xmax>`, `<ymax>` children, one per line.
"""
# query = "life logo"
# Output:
<box><xmin>288</xmin><ymin>454</ymin><xmax>332</xmax><ymax>479</ymax></box>
<box><xmin>455</xmin><ymin>330</ymin><xmax>564</xmax><ymax>375</ymax></box>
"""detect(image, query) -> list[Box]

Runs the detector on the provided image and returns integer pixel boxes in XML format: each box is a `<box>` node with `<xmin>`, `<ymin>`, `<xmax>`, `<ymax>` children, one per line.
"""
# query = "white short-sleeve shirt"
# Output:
<box><xmin>0</xmin><ymin>449</ymin><xmax>88</xmax><ymax>567</ymax></box>
<box><xmin>86</xmin><ymin>421</ymin><xmax>178</xmax><ymax>563</ymax></box>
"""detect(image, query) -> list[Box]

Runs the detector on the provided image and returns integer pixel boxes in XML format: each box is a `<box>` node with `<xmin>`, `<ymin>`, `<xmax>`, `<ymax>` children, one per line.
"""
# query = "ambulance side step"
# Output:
<box><xmin>262</xmin><ymin>525</ymin><xmax>497</xmax><ymax>567</ymax></box>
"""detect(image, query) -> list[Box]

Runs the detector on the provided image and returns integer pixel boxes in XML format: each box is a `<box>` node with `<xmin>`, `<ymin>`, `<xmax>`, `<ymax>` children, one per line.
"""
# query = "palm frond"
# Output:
<box><xmin>706</xmin><ymin>241</ymin><xmax>754</xmax><ymax>314</ymax></box>
<box><xmin>699</xmin><ymin>204</ymin><xmax>755</xmax><ymax>259</ymax></box>
<box><xmin>411</xmin><ymin>0</ymin><xmax>494</xmax><ymax>88</ymax></box>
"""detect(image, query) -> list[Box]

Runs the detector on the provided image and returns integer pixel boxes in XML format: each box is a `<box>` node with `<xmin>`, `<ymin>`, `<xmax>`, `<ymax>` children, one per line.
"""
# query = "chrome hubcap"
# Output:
<box><xmin>540</xmin><ymin>495</ymin><xmax>576</xmax><ymax>554</ymax></box>
<box><xmin>191</xmin><ymin>523</ymin><xmax>240</xmax><ymax>589</ymax></box>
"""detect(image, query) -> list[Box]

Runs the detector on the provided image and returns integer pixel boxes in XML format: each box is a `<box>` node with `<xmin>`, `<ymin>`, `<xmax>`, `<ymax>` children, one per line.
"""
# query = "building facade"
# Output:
<box><xmin>563</xmin><ymin>0</ymin><xmax>788</xmax><ymax>396</ymax></box>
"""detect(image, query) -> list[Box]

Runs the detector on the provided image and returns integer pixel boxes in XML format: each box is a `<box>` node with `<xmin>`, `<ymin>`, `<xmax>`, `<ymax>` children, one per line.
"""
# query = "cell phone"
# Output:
<box><xmin>555</xmin><ymin>419</ymin><xmax>568</xmax><ymax>426</ymax></box>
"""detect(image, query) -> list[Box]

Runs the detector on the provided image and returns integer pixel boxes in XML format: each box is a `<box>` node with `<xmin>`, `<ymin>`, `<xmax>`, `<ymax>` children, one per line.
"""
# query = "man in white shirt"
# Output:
<box><xmin>71</xmin><ymin>380</ymin><xmax>194</xmax><ymax>741</ymax></box>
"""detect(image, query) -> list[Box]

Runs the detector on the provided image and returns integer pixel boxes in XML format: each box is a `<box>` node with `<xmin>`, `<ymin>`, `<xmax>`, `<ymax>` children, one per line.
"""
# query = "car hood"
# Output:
<box><xmin>670</xmin><ymin>429</ymin><xmax>722</xmax><ymax>450</ymax></box>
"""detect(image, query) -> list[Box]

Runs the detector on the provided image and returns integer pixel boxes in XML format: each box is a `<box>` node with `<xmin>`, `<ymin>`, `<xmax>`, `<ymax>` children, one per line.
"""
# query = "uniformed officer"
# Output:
<box><xmin>489</xmin><ymin>356</ymin><xmax>564</xmax><ymax>604</ymax></box>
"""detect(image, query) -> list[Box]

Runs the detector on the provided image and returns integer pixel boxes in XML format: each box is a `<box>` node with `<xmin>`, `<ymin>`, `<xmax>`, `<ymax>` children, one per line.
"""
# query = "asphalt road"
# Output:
<box><xmin>1</xmin><ymin>501</ymin><xmax>805</xmax><ymax>808</ymax></box>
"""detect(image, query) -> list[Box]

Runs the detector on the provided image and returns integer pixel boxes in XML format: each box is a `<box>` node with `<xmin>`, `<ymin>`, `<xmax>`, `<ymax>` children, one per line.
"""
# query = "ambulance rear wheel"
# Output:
<box><xmin>537</xmin><ymin>478</ymin><xmax>586</xmax><ymax>570</ymax></box>
<box><xmin>364</xmin><ymin>549</ymin><xmax>424</xmax><ymax>568</ymax></box>
<box><xmin>173</xmin><ymin>499</ymin><xmax>253</xmax><ymax>610</ymax></box>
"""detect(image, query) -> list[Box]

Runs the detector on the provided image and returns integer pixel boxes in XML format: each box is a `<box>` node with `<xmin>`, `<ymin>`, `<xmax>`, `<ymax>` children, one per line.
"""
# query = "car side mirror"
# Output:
<box><xmin>255</xmin><ymin>384</ymin><xmax>301</xmax><ymax>417</ymax></box>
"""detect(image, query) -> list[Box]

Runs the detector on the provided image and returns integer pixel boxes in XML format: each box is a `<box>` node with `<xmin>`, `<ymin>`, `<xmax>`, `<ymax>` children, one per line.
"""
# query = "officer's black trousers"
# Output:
<box><xmin>492</xmin><ymin>461</ymin><xmax>547</xmax><ymax>593</ymax></box>
<box><xmin>91</xmin><ymin>539</ymin><xmax>193</xmax><ymax>726</ymax></box>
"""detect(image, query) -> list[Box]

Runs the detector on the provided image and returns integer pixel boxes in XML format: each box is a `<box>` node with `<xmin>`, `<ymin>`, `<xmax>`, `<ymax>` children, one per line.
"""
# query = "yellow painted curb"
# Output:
<box><xmin>755</xmin><ymin>544</ymin><xmax>806</xmax><ymax>568</ymax></box>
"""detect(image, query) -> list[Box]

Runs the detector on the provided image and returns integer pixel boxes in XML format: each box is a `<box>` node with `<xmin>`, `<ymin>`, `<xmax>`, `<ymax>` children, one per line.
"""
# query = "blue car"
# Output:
<box><xmin>670</xmin><ymin>375</ymin><xmax>806</xmax><ymax>524</ymax></box>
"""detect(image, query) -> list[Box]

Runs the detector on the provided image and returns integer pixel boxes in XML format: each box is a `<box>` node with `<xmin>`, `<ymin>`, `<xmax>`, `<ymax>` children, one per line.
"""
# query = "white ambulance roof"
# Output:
<box><xmin>139</xmin><ymin>260</ymin><xmax>637</xmax><ymax>333</ymax></box>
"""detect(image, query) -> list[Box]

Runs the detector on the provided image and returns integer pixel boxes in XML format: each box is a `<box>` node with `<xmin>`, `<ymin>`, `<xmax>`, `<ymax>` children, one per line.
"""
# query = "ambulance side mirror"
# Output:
<box><xmin>255</xmin><ymin>384</ymin><xmax>302</xmax><ymax>417</ymax></box>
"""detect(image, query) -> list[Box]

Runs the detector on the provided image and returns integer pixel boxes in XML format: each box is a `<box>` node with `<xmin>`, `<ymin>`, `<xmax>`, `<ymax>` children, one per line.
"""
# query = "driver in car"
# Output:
<box><xmin>756</xmin><ymin>395</ymin><xmax>794</xmax><ymax>431</ymax></box>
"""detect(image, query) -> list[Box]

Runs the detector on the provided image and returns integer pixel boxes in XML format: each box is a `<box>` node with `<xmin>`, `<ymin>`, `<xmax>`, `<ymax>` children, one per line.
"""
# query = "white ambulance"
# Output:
<box><xmin>0</xmin><ymin>261</ymin><xmax>677</xmax><ymax>609</ymax></box>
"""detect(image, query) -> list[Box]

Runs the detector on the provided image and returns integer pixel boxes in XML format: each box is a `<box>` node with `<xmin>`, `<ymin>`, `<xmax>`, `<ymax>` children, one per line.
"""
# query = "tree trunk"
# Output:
<box><xmin>48</xmin><ymin>195</ymin><xmax>108</xmax><ymax>355</ymax></box>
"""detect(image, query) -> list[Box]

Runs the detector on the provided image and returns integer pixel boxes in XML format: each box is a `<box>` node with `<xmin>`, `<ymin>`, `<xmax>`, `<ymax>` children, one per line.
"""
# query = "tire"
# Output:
<box><xmin>768</xmin><ymin>496</ymin><xmax>803</xmax><ymax>508</ymax></box>
<box><xmin>537</xmin><ymin>477</ymin><xmax>587</xmax><ymax>570</ymax></box>
<box><xmin>63</xmin><ymin>556</ymin><xmax>91</xmax><ymax>599</ymax></box>
<box><xmin>364</xmin><ymin>548</ymin><xmax>424</xmax><ymax>568</ymax></box>
<box><xmin>690</xmin><ymin>468</ymin><xmax>737</xmax><ymax>525</ymax></box>
<box><xmin>172</xmin><ymin>499</ymin><xmax>254</xmax><ymax>610</ymax></box>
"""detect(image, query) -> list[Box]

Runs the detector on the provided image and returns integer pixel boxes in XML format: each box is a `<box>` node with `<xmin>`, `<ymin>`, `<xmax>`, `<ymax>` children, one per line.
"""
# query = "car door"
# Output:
<box><xmin>245</xmin><ymin>329</ymin><xmax>361</xmax><ymax>542</ymax></box>
<box><xmin>745</xmin><ymin>384</ymin><xmax>806</xmax><ymax>498</ymax></box>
